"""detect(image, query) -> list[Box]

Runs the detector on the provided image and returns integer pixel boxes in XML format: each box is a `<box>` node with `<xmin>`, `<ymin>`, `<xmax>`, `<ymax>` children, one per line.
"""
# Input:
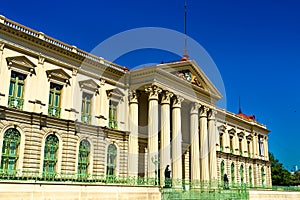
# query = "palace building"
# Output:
<box><xmin>0</xmin><ymin>15</ymin><xmax>271</xmax><ymax>193</ymax></box>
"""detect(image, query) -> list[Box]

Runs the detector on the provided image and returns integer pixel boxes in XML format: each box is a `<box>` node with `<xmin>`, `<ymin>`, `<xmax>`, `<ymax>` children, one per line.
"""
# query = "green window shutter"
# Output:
<box><xmin>1</xmin><ymin>128</ymin><xmax>21</xmax><ymax>174</ymax></box>
<box><xmin>231</xmin><ymin>163</ymin><xmax>235</xmax><ymax>183</ymax></box>
<box><xmin>43</xmin><ymin>134</ymin><xmax>59</xmax><ymax>177</ymax></box>
<box><xmin>78</xmin><ymin>140</ymin><xmax>90</xmax><ymax>178</ymax></box>
<box><xmin>106</xmin><ymin>144</ymin><xmax>117</xmax><ymax>176</ymax></box>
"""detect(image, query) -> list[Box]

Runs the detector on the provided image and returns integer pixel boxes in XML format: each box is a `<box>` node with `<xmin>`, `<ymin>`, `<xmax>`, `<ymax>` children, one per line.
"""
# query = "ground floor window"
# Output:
<box><xmin>43</xmin><ymin>134</ymin><xmax>59</xmax><ymax>177</ymax></box>
<box><xmin>1</xmin><ymin>128</ymin><xmax>21</xmax><ymax>174</ymax></box>
<box><xmin>106</xmin><ymin>144</ymin><xmax>117</xmax><ymax>176</ymax></box>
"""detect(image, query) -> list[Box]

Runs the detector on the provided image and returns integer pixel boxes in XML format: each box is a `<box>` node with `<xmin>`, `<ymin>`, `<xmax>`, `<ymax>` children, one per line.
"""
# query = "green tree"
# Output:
<box><xmin>269</xmin><ymin>152</ymin><xmax>291</xmax><ymax>186</ymax></box>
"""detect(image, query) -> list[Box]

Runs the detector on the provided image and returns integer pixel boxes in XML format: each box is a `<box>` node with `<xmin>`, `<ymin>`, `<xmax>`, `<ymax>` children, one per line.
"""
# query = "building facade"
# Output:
<box><xmin>0</xmin><ymin>15</ymin><xmax>271</xmax><ymax>189</ymax></box>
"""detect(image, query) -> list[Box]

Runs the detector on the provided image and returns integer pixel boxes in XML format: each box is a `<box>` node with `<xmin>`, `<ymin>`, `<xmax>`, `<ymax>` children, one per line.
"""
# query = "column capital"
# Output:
<box><xmin>199</xmin><ymin>105</ymin><xmax>209</xmax><ymax>118</ymax></box>
<box><xmin>208</xmin><ymin>108</ymin><xmax>217</xmax><ymax>120</ymax></box>
<box><xmin>145</xmin><ymin>85</ymin><xmax>162</xmax><ymax>100</ymax></box>
<box><xmin>129</xmin><ymin>90</ymin><xmax>139</xmax><ymax>104</ymax></box>
<box><xmin>172</xmin><ymin>95</ymin><xmax>184</xmax><ymax>108</ymax></box>
<box><xmin>161</xmin><ymin>90</ymin><xmax>173</xmax><ymax>104</ymax></box>
<box><xmin>190</xmin><ymin>102</ymin><xmax>200</xmax><ymax>114</ymax></box>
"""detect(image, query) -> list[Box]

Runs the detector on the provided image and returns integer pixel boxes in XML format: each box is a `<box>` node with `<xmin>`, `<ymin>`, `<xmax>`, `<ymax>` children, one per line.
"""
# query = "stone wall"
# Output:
<box><xmin>249</xmin><ymin>189</ymin><xmax>300</xmax><ymax>200</ymax></box>
<box><xmin>0</xmin><ymin>182</ymin><xmax>161</xmax><ymax>200</ymax></box>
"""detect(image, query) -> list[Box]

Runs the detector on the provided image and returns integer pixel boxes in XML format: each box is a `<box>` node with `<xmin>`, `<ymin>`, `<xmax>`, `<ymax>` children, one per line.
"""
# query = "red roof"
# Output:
<box><xmin>236</xmin><ymin>112</ymin><xmax>256</xmax><ymax>122</ymax></box>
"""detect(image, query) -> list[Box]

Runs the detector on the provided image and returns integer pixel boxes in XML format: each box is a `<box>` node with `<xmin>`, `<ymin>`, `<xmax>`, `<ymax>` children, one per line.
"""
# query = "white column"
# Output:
<box><xmin>208</xmin><ymin>109</ymin><xmax>217</xmax><ymax>182</ymax></box>
<box><xmin>145</xmin><ymin>85</ymin><xmax>161</xmax><ymax>179</ymax></box>
<box><xmin>190</xmin><ymin>103</ymin><xmax>200</xmax><ymax>186</ymax></box>
<box><xmin>172</xmin><ymin>95</ymin><xmax>184</xmax><ymax>187</ymax></box>
<box><xmin>128</xmin><ymin>90</ymin><xmax>139</xmax><ymax>177</ymax></box>
<box><xmin>199</xmin><ymin>105</ymin><xmax>209</xmax><ymax>182</ymax></box>
<box><xmin>160</xmin><ymin>90</ymin><xmax>173</xmax><ymax>186</ymax></box>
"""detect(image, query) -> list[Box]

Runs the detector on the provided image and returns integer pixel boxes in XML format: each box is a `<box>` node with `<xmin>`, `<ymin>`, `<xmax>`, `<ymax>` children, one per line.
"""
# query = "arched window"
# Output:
<box><xmin>249</xmin><ymin>166</ymin><xmax>253</xmax><ymax>186</ymax></box>
<box><xmin>220</xmin><ymin>161</ymin><xmax>225</xmax><ymax>180</ymax></box>
<box><xmin>231</xmin><ymin>163</ymin><xmax>235</xmax><ymax>184</ymax></box>
<box><xmin>43</xmin><ymin>134</ymin><xmax>59</xmax><ymax>177</ymax></box>
<box><xmin>78</xmin><ymin>140</ymin><xmax>90</xmax><ymax>178</ymax></box>
<box><xmin>106</xmin><ymin>144</ymin><xmax>117</xmax><ymax>176</ymax></box>
<box><xmin>1</xmin><ymin>128</ymin><xmax>21</xmax><ymax>174</ymax></box>
<box><xmin>240</xmin><ymin>165</ymin><xmax>244</xmax><ymax>184</ymax></box>
<box><xmin>261</xmin><ymin>167</ymin><xmax>265</xmax><ymax>186</ymax></box>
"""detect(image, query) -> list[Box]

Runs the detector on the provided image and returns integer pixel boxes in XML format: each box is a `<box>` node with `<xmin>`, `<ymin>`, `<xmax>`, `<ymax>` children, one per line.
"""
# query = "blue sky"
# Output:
<box><xmin>1</xmin><ymin>0</ymin><xmax>300</xmax><ymax>170</ymax></box>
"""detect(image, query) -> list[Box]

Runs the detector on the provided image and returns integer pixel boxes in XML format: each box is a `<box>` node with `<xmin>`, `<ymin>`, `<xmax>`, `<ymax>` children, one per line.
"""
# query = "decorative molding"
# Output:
<box><xmin>100</xmin><ymin>78</ymin><xmax>105</xmax><ymax>86</ymax></box>
<box><xmin>72</xmin><ymin>68</ymin><xmax>78</xmax><ymax>76</ymax></box>
<box><xmin>218</xmin><ymin>124</ymin><xmax>227</xmax><ymax>135</ymax></box>
<box><xmin>46</xmin><ymin>68</ymin><xmax>71</xmax><ymax>85</ymax></box>
<box><xmin>28</xmin><ymin>99</ymin><xmax>46</xmax><ymax>106</ymax></box>
<box><xmin>65</xmin><ymin>108</ymin><xmax>79</xmax><ymax>114</ymax></box>
<box><xmin>228</xmin><ymin>128</ymin><xmax>236</xmax><ymax>136</ymax></box>
<box><xmin>6</xmin><ymin>56</ymin><xmax>36</xmax><ymax>75</ymax></box>
<box><xmin>38</xmin><ymin>54</ymin><xmax>45</xmax><ymax>65</ymax></box>
<box><xmin>107</xmin><ymin>88</ymin><xmax>125</xmax><ymax>102</ymax></box>
<box><xmin>208</xmin><ymin>109</ymin><xmax>217</xmax><ymax>120</ymax></box>
<box><xmin>79</xmin><ymin>79</ymin><xmax>100</xmax><ymax>94</ymax></box>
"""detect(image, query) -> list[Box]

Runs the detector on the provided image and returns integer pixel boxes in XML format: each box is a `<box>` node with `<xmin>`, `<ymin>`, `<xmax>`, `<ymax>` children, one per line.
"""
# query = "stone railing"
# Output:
<box><xmin>0</xmin><ymin>15</ymin><xmax>128</xmax><ymax>72</ymax></box>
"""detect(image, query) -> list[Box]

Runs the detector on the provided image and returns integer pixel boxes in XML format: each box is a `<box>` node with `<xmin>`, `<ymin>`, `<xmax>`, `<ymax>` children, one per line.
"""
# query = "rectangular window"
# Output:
<box><xmin>239</xmin><ymin>139</ymin><xmax>243</xmax><ymax>156</ymax></box>
<box><xmin>108</xmin><ymin>100</ymin><xmax>118</xmax><ymax>129</ymax></box>
<box><xmin>8</xmin><ymin>71</ymin><xmax>25</xmax><ymax>109</ymax></box>
<box><xmin>81</xmin><ymin>92</ymin><xmax>92</xmax><ymax>124</ymax></box>
<box><xmin>258</xmin><ymin>135</ymin><xmax>265</xmax><ymax>156</ymax></box>
<box><xmin>220</xmin><ymin>135</ymin><xmax>223</xmax><ymax>151</ymax></box>
<box><xmin>48</xmin><ymin>83</ymin><xmax>62</xmax><ymax>118</ymax></box>
<box><xmin>230</xmin><ymin>136</ymin><xmax>234</xmax><ymax>153</ymax></box>
<box><xmin>247</xmin><ymin>141</ymin><xmax>251</xmax><ymax>157</ymax></box>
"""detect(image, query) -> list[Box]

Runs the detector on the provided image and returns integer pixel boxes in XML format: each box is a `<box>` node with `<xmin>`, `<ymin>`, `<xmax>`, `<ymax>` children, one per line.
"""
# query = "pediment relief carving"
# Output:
<box><xmin>79</xmin><ymin>79</ymin><xmax>100</xmax><ymax>94</ymax></box>
<box><xmin>6</xmin><ymin>56</ymin><xmax>36</xmax><ymax>75</ymax></box>
<box><xmin>107</xmin><ymin>88</ymin><xmax>124</xmax><ymax>102</ymax></box>
<box><xmin>46</xmin><ymin>68</ymin><xmax>71</xmax><ymax>85</ymax></box>
<box><xmin>174</xmin><ymin>69</ymin><xmax>205</xmax><ymax>89</ymax></box>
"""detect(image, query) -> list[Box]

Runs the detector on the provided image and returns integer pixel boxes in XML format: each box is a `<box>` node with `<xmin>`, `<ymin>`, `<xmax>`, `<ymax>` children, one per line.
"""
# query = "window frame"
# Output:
<box><xmin>81</xmin><ymin>92</ymin><xmax>93</xmax><ymax>124</ymax></box>
<box><xmin>43</xmin><ymin>134</ymin><xmax>59</xmax><ymax>178</ymax></box>
<box><xmin>8</xmin><ymin>71</ymin><xmax>26</xmax><ymax>110</ymax></box>
<box><xmin>48</xmin><ymin>82</ymin><xmax>63</xmax><ymax>118</ymax></box>
<box><xmin>0</xmin><ymin>128</ymin><xmax>21</xmax><ymax>175</ymax></box>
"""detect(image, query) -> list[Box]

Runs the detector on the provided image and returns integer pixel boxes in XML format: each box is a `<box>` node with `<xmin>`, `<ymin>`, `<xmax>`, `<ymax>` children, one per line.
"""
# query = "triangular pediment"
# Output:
<box><xmin>6</xmin><ymin>56</ymin><xmax>36</xmax><ymax>74</ymax></box>
<box><xmin>106</xmin><ymin>88</ymin><xmax>125</xmax><ymax>101</ymax></box>
<box><xmin>46</xmin><ymin>68</ymin><xmax>71</xmax><ymax>85</ymax></box>
<box><xmin>160</xmin><ymin>60</ymin><xmax>222</xmax><ymax>100</ymax></box>
<box><xmin>79</xmin><ymin>79</ymin><xmax>100</xmax><ymax>92</ymax></box>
